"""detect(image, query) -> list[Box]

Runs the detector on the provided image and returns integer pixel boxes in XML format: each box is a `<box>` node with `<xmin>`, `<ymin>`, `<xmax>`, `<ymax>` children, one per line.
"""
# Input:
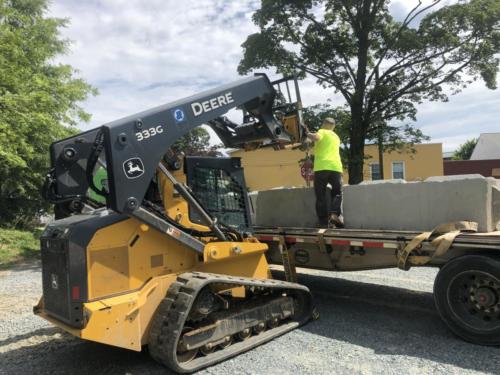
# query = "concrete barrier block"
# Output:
<box><xmin>248</xmin><ymin>191</ymin><xmax>258</xmax><ymax>225</ymax></box>
<box><xmin>492</xmin><ymin>186</ymin><xmax>500</xmax><ymax>231</ymax></box>
<box><xmin>254</xmin><ymin>176</ymin><xmax>500</xmax><ymax>232</ymax></box>
<box><xmin>255</xmin><ymin>187</ymin><xmax>319</xmax><ymax>228</ymax></box>
<box><xmin>343</xmin><ymin>175</ymin><xmax>500</xmax><ymax>232</ymax></box>
<box><xmin>425</xmin><ymin>174</ymin><xmax>484</xmax><ymax>182</ymax></box>
<box><xmin>360</xmin><ymin>179</ymin><xmax>407</xmax><ymax>185</ymax></box>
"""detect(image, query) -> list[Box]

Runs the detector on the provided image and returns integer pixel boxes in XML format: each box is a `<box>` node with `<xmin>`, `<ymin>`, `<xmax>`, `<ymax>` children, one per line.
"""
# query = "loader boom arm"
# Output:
<box><xmin>48</xmin><ymin>74</ymin><xmax>302</xmax><ymax>214</ymax></box>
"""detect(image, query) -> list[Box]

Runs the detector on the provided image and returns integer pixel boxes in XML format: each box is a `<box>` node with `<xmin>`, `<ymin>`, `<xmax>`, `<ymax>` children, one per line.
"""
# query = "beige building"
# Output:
<box><xmin>363</xmin><ymin>143</ymin><xmax>443</xmax><ymax>182</ymax></box>
<box><xmin>230</xmin><ymin>143</ymin><xmax>443</xmax><ymax>191</ymax></box>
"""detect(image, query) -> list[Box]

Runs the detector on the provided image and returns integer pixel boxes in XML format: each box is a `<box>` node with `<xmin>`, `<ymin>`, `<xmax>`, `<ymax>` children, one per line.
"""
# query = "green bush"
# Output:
<box><xmin>0</xmin><ymin>227</ymin><xmax>41</xmax><ymax>266</ymax></box>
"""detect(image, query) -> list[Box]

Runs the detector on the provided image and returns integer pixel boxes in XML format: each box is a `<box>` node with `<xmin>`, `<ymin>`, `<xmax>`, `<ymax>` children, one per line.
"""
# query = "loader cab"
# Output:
<box><xmin>184</xmin><ymin>156</ymin><xmax>251</xmax><ymax>230</ymax></box>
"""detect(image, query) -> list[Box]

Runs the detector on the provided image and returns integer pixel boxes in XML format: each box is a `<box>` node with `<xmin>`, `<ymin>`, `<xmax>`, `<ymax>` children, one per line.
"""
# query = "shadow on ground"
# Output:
<box><xmin>0</xmin><ymin>330</ymin><xmax>168</xmax><ymax>375</ymax></box>
<box><xmin>292</xmin><ymin>272</ymin><xmax>499</xmax><ymax>374</ymax></box>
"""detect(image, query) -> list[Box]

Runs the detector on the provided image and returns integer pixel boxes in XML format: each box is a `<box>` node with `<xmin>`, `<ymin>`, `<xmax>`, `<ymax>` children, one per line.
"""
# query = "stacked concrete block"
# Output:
<box><xmin>343</xmin><ymin>175</ymin><xmax>500</xmax><ymax>232</ymax></box>
<box><xmin>255</xmin><ymin>187</ymin><xmax>320</xmax><ymax>228</ymax></box>
<box><xmin>493</xmin><ymin>185</ymin><xmax>500</xmax><ymax>231</ymax></box>
<box><xmin>253</xmin><ymin>175</ymin><xmax>500</xmax><ymax>232</ymax></box>
<box><xmin>248</xmin><ymin>191</ymin><xmax>258</xmax><ymax>225</ymax></box>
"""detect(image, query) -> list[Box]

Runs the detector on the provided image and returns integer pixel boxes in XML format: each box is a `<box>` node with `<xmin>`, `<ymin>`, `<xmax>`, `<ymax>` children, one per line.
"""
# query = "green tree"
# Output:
<box><xmin>239</xmin><ymin>0</ymin><xmax>500</xmax><ymax>184</ymax></box>
<box><xmin>453</xmin><ymin>138</ymin><xmax>478</xmax><ymax>160</ymax></box>
<box><xmin>0</xmin><ymin>0</ymin><xmax>96</xmax><ymax>228</ymax></box>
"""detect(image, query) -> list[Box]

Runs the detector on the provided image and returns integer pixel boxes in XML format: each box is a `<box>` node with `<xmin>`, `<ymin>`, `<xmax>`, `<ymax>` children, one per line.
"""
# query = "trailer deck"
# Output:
<box><xmin>254</xmin><ymin>226</ymin><xmax>500</xmax><ymax>251</ymax></box>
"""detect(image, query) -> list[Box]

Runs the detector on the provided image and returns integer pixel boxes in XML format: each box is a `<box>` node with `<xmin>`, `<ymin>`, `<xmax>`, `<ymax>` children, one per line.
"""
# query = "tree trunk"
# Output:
<box><xmin>345</xmin><ymin>3</ymin><xmax>374</xmax><ymax>185</ymax></box>
<box><xmin>348</xmin><ymin>7</ymin><xmax>371</xmax><ymax>185</ymax></box>
<box><xmin>348</xmin><ymin>117</ymin><xmax>365</xmax><ymax>185</ymax></box>
<box><xmin>348</xmin><ymin>91</ymin><xmax>367</xmax><ymax>184</ymax></box>
<box><xmin>377</xmin><ymin>127</ymin><xmax>384</xmax><ymax>180</ymax></box>
<box><xmin>348</xmin><ymin>138</ymin><xmax>365</xmax><ymax>184</ymax></box>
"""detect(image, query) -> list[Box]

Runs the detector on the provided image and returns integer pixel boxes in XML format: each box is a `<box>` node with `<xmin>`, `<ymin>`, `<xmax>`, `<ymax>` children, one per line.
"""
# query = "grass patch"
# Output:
<box><xmin>0</xmin><ymin>227</ymin><xmax>42</xmax><ymax>266</ymax></box>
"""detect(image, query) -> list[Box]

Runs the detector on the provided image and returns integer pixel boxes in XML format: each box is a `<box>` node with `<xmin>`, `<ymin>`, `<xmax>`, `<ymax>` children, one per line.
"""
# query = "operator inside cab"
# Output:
<box><xmin>303</xmin><ymin>117</ymin><xmax>344</xmax><ymax>228</ymax></box>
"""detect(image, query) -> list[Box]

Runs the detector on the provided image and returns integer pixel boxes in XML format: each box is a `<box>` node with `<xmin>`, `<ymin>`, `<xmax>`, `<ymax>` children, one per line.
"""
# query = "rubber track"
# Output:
<box><xmin>148</xmin><ymin>272</ymin><xmax>313</xmax><ymax>373</ymax></box>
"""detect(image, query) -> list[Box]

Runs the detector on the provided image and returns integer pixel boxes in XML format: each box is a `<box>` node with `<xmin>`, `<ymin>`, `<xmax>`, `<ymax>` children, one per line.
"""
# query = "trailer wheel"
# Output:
<box><xmin>434</xmin><ymin>255</ymin><xmax>500</xmax><ymax>345</ymax></box>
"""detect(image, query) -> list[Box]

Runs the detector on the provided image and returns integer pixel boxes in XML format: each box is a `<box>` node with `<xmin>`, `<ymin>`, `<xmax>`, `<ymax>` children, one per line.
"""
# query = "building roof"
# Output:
<box><xmin>470</xmin><ymin>133</ymin><xmax>500</xmax><ymax>160</ymax></box>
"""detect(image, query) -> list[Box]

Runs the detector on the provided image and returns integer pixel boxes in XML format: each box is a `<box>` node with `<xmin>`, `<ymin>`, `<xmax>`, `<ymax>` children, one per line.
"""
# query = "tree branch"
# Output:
<box><xmin>379</xmin><ymin>31</ymin><xmax>477</xmax><ymax>85</ymax></box>
<box><xmin>340</xmin><ymin>1</ymin><xmax>359</xmax><ymax>32</ymax></box>
<box><xmin>373</xmin><ymin>49</ymin><xmax>477</xmax><ymax>121</ymax></box>
<box><xmin>370</xmin><ymin>31</ymin><xmax>481</xmax><ymax>122</ymax></box>
<box><xmin>300</xmin><ymin>11</ymin><xmax>357</xmax><ymax>87</ymax></box>
<box><xmin>365</xmin><ymin>0</ymin><xmax>442</xmax><ymax>87</ymax></box>
<box><xmin>281</xmin><ymin>18</ymin><xmax>354</xmax><ymax>102</ymax></box>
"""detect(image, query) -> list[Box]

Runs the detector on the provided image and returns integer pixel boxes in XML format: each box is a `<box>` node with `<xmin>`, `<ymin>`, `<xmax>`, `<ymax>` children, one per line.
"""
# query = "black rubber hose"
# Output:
<box><xmin>86</xmin><ymin>130</ymin><xmax>109</xmax><ymax>197</ymax></box>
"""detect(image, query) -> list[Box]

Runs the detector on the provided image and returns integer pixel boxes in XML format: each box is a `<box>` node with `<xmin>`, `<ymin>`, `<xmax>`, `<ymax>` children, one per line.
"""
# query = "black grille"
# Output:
<box><xmin>41</xmin><ymin>238</ymin><xmax>71</xmax><ymax>323</ymax></box>
<box><xmin>191</xmin><ymin>167</ymin><xmax>248</xmax><ymax>229</ymax></box>
<box><xmin>40</xmin><ymin>234</ymin><xmax>85</xmax><ymax>328</ymax></box>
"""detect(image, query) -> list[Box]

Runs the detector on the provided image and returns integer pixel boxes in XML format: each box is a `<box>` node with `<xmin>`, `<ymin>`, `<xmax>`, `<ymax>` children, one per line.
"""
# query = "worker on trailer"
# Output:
<box><xmin>303</xmin><ymin>117</ymin><xmax>343</xmax><ymax>228</ymax></box>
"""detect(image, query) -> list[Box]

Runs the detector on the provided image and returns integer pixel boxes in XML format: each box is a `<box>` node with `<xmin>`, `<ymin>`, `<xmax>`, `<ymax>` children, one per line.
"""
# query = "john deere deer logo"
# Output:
<box><xmin>123</xmin><ymin>158</ymin><xmax>145</xmax><ymax>179</ymax></box>
<box><xmin>51</xmin><ymin>273</ymin><xmax>59</xmax><ymax>290</ymax></box>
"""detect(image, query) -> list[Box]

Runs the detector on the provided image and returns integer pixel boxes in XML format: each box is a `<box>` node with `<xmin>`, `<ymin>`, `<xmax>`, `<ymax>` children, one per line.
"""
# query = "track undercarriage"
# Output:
<box><xmin>148</xmin><ymin>272</ymin><xmax>313</xmax><ymax>373</ymax></box>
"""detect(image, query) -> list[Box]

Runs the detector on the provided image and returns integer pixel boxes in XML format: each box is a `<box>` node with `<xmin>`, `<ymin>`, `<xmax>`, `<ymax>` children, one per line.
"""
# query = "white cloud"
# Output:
<box><xmin>49</xmin><ymin>0</ymin><xmax>500</xmax><ymax>152</ymax></box>
<box><xmin>50</xmin><ymin>0</ymin><xmax>261</xmax><ymax>129</ymax></box>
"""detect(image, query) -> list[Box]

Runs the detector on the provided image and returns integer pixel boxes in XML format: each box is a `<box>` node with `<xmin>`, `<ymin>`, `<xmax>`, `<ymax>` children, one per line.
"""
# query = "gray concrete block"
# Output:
<box><xmin>255</xmin><ymin>187</ymin><xmax>320</xmax><ymax>228</ymax></box>
<box><xmin>425</xmin><ymin>174</ymin><xmax>485</xmax><ymax>182</ymax></box>
<box><xmin>492</xmin><ymin>186</ymin><xmax>500</xmax><ymax>231</ymax></box>
<box><xmin>254</xmin><ymin>175</ymin><xmax>500</xmax><ymax>232</ymax></box>
<box><xmin>248</xmin><ymin>191</ymin><xmax>258</xmax><ymax>225</ymax></box>
<box><xmin>343</xmin><ymin>175</ymin><xmax>500</xmax><ymax>232</ymax></box>
<box><xmin>360</xmin><ymin>179</ymin><xmax>407</xmax><ymax>185</ymax></box>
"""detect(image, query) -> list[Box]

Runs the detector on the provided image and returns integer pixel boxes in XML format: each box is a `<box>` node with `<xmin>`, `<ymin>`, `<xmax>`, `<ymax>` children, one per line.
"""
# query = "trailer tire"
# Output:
<box><xmin>434</xmin><ymin>255</ymin><xmax>500</xmax><ymax>346</ymax></box>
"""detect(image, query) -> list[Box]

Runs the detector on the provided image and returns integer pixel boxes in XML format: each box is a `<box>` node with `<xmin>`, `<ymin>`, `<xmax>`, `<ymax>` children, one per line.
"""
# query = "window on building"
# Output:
<box><xmin>392</xmin><ymin>161</ymin><xmax>405</xmax><ymax>179</ymax></box>
<box><xmin>370</xmin><ymin>163</ymin><xmax>381</xmax><ymax>180</ymax></box>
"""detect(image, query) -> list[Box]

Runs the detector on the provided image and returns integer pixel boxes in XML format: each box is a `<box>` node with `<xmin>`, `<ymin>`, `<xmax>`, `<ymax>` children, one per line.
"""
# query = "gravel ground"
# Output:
<box><xmin>1</xmin><ymin>261</ymin><xmax>499</xmax><ymax>375</ymax></box>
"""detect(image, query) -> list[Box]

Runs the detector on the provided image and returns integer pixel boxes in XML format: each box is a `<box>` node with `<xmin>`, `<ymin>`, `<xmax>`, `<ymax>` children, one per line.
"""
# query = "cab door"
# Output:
<box><xmin>184</xmin><ymin>156</ymin><xmax>252</xmax><ymax>230</ymax></box>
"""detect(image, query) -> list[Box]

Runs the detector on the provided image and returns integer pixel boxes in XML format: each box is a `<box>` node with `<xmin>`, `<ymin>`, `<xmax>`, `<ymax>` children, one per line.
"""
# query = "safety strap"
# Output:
<box><xmin>397</xmin><ymin>221</ymin><xmax>478</xmax><ymax>270</ymax></box>
<box><xmin>277</xmin><ymin>230</ymin><xmax>298</xmax><ymax>283</ymax></box>
<box><xmin>317</xmin><ymin>229</ymin><xmax>328</xmax><ymax>254</ymax></box>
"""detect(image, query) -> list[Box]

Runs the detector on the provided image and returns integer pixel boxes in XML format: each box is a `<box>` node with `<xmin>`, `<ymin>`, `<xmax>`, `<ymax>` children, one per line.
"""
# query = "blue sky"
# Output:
<box><xmin>49</xmin><ymin>0</ymin><xmax>500</xmax><ymax>152</ymax></box>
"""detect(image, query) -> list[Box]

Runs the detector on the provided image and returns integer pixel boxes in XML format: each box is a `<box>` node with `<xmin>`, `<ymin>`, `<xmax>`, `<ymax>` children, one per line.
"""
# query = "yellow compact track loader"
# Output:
<box><xmin>36</xmin><ymin>75</ymin><xmax>313</xmax><ymax>372</ymax></box>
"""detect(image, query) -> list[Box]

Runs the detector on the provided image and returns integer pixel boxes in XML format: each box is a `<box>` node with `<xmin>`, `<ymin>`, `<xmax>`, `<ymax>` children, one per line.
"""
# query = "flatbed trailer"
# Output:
<box><xmin>253</xmin><ymin>225</ymin><xmax>500</xmax><ymax>346</ymax></box>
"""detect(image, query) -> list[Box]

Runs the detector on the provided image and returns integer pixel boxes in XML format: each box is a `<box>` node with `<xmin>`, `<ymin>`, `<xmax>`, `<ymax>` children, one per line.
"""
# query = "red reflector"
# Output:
<box><xmin>72</xmin><ymin>286</ymin><xmax>80</xmax><ymax>300</ymax></box>
<box><xmin>331</xmin><ymin>239</ymin><xmax>350</xmax><ymax>246</ymax></box>
<box><xmin>285</xmin><ymin>236</ymin><xmax>297</xmax><ymax>243</ymax></box>
<box><xmin>363</xmin><ymin>241</ymin><xmax>384</xmax><ymax>248</ymax></box>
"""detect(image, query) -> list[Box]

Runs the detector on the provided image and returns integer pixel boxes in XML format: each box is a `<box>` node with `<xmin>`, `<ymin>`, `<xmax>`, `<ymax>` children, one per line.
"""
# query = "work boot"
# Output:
<box><xmin>329</xmin><ymin>214</ymin><xmax>344</xmax><ymax>228</ymax></box>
